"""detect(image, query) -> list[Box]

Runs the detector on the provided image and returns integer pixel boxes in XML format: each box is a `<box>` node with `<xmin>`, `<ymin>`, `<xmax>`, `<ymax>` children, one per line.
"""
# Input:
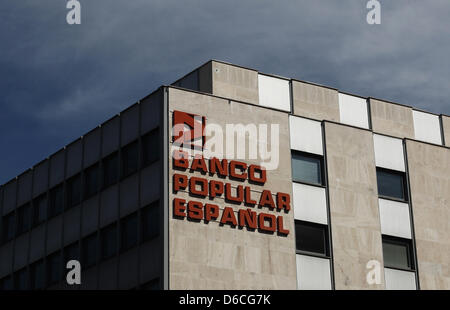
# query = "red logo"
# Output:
<box><xmin>172</xmin><ymin>110</ymin><xmax>205</xmax><ymax>150</ymax></box>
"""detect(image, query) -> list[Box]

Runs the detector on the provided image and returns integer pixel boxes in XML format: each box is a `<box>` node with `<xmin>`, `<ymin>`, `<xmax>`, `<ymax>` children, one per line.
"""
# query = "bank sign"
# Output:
<box><xmin>171</xmin><ymin>110</ymin><xmax>291</xmax><ymax>236</ymax></box>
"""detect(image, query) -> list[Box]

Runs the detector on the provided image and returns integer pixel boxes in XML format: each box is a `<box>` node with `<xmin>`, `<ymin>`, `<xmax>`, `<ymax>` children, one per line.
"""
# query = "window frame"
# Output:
<box><xmin>84</xmin><ymin>163</ymin><xmax>100</xmax><ymax>200</ymax></box>
<box><xmin>141</xmin><ymin>200</ymin><xmax>160</xmax><ymax>242</ymax></box>
<box><xmin>294</xmin><ymin>219</ymin><xmax>330</xmax><ymax>258</ymax></box>
<box><xmin>121</xmin><ymin>140</ymin><xmax>139</xmax><ymax>179</ymax></box>
<box><xmin>82</xmin><ymin>232</ymin><xmax>98</xmax><ymax>269</ymax></box>
<box><xmin>102</xmin><ymin>151</ymin><xmax>119</xmax><ymax>189</ymax></box>
<box><xmin>29</xmin><ymin>259</ymin><xmax>45</xmax><ymax>290</ymax></box>
<box><xmin>100</xmin><ymin>223</ymin><xmax>118</xmax><ymax>260</ymax></box>
<box><xmin>376</xmin><ymin>167</ymin><xmax>408</xmax><ymax>202</ymax></box>
<box><xmin>291</xmin><ymin>150</ymin><xmax>325</xmax><ymax>187</ymax></box>
<box><xmin>32</xmin><ymin>194</ymin><xmax>47</xmax><ymax>227</ymax></box>
<box><xmin>382</xmin><ymin>235</ymin><xmax>415</xmax><ymax>272</ymax></box>
<box><xmin>141</xmin><ymin>127</ymin><xmax>160</xmax><ymax>168</ymax></box>
<box><xmin>46</xmin><ymin>251</ymin><xmax>62</xmax><ymax>286</ymax></box>
<box><xmin>66</xmin><ymin>173</ymin><xmax>82</xmax><ymax>209</ymax></box>
<box><xmin>120</xmin><ymin>212</ymin><xmax>138</xmax><ymax>252</ymax></box>
<box><xmin>48</xmin><ymin>184</ymin><xmax>64</xmax><ymax>219</ymax></box>
<box><xmin>16</xmin><ymin>203</ymin><xmax>32</xmax><ymax>236</ymax></box>
<box><xmin>2</xmin><ymin>212</ymin><xmax>16</xmax><ymax>243</ymax></box>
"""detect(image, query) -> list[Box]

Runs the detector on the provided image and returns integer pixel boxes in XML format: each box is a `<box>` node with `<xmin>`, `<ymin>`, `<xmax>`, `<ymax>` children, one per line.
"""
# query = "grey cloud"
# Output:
<box><xmin>0</xmin><ymin>0</ymin><xmax>449</xmax><ymax>183</ymax></box>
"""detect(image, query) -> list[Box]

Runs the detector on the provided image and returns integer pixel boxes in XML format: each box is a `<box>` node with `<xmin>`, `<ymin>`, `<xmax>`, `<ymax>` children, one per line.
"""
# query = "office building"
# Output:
<box><xmin>1</xmin><ymin>60</ymin><xmax>449</xmax><ymax>290</ymax></box>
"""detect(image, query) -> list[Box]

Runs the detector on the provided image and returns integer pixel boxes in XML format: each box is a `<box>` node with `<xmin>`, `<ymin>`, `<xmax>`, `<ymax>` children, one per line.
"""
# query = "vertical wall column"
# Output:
<box><xmin>373</xmin><ymin>134</ymin><xmax>418</xmax><ymax>290</ymax></box>
<box><xmin>289</xmin><ymin>115</ymin><xmax>332</xmax><ymax>290</ymax></box>
<box><xmin>324</xmin><ymin>122</ymin><xmax>385</xmax><ymax>290</ymax></box>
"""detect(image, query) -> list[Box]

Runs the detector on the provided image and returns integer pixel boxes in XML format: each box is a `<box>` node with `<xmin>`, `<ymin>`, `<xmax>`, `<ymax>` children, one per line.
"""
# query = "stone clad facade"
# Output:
<box><xmin>0</xmin><ymin>60</ymin><xmax>448</xmax><ymax>290</ymax></box>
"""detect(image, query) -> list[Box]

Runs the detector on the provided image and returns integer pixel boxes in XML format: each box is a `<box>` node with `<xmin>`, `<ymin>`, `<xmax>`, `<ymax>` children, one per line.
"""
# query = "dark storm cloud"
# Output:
<box><xmin>0</xmin><ymin>0</ymin><xmax>449</xmax><ymax>183</ymax></box>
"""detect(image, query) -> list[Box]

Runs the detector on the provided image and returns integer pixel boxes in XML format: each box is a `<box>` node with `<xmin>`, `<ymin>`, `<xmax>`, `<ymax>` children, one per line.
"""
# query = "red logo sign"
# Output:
<box><xmin>172</xmin><ymin>110</ymin><xmax>205</xmax><ymax>150</ymax></box>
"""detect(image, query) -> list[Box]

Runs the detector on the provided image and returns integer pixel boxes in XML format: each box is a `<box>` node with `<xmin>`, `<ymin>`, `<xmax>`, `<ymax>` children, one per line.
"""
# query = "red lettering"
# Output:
<box><xmin>205</xmin><ymin>204</ymin><xmax>219</xmax><ymax>221</ymax></box>
<box><xmin>248</xmin><ymin>165</ymin><xmax>266</xmax><ymax>184</ymax></box>
<box><xmin>244</xmin><ymin>186</ymin><xmax>257</xmax><ymax>206</ymax></box>
<box><xmin>210</xmin><ymin>180</ymin><xmax>224</xmax><ymax>198</ymax></box>
<box><xmin>277</xmin><ymin>216</ymin><xmax>289</xmax><ymax>235</ymax></box>
<box><xmin>258</xmin><ymin>213</ymin><xmax>276</xmax><ymax>232</ymax></box>
<box><xmin>238</xmin><ymin>208</ymin><xmax>257</xmax><ymax>229</ymax></box>
<box><xmin>173</xmin><ymin>173</ymin><xmax>188</xmax><ymax>192</ymax></box>
<box><xmin>229</xmin><ymin>161</ymin><xmax>247</xmax><ymax>180</ymax></box>
<box><xmin>276</xmin><ymin>192</ymin><xmax>291</xmax><ymax>211</ymax></box>
<box><xmin>191</xmin><ymin>156</ymin><xmax>208</xmax><ymax>173</ymax></box>
<box><xmin>173</xmin><ymin>198</ymin><xmax>186</xmax><ymax>218</ymax></box>
<box><xmin>189</xmin><ymin>177</ymin><xmax>208</xmax><ymax>197</ymax></box>
<box><xmin>258</xmin><ymin>190</ymin><xmax>275</xmax><ymax>209</ymax></box>
<box><xmin>220</xmin><ymin>207</ymin><xmax>237</xmax><ymax>226</ymax></box>
<box><xmin>225</xmin><ymin>183</ymin><xmax>244</xmax><ymax>203</ymax></box>
<box><xmin>187</xmin><ymin>201</ymin><xmax>203</xmax><ymax>220</ymax></box>
<box><xmin>173</xmin><ymin>150</ymin><xmax>189</xmax><ymax>169</ymax></box>
<box><xmin>209</xmin><ymin>157</ymin><xmax>228</xmax><ymax>177</ymax></box>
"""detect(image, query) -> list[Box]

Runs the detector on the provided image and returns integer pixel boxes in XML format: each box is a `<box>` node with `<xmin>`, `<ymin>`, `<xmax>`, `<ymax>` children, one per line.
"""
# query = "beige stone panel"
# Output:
<box><xmin>168</xmin><ymin>87</ymin><xmax>296</xmax><ymax>289</ymax></box>
<box><xmin>324</xmin><ymin>122</ymin><xmax>385</xmax><ymax>290</ymax></box>
<box><xmin>406</xmin><ymin>140</ymin><xmax>450</xmax><ymax>290</ymax></box>
<box><xmin>442</xmin><ymin>115</ymin><xmax>450</xmax><ymax>147</ymax></box>
<box><xmin>292</xmin><ymin>80</ymin><xmax>339</xmax><ymax>122</ymax></box>
<box><xmin>211</xmin><ymin>61</ymin><xmax>259</xmax><ymax>105</ymax></box>
<box><xmin>369</xmin><ymin>98</ymin><xmax>415</xmax><ymax>139</ymax></box>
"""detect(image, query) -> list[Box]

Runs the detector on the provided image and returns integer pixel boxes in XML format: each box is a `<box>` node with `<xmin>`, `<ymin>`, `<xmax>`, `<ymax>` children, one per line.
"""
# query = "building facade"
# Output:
<box><xmin>0</xmin><ymin>60</ymin><xmax>449</xmax><ymax>290</ymax></box>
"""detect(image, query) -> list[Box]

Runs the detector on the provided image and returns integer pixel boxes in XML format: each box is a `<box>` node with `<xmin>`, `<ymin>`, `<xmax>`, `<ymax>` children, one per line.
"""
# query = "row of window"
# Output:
<box><xmin>1</xmin><ymin>128</ymin><xmax>160</xmax><ymax>244</ymax></box>
<box><xmin>294</xmin><ymin>220</ymin><xmax>415</xmax><ymax>271</ymax></box>
<box><xmin>292</xmin><ymin>150</ymin><xmax>415</xmax><ymax>273</ymax></box>
<box><xmin>0</xmin><ymin>200</ymin><xmax>159</xmax><ymax>290</ymax></box>
<box><xmin>291</xmin><ymin>150</ymin><xmax>408</xmax><ymax>201</ymax></box>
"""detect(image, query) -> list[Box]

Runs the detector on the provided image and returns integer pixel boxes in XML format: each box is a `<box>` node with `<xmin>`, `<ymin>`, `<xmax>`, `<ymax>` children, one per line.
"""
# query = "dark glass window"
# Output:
<box><xmin>84</xmin><ymin>164</ymin><xmax>100</xmax><ymax>199</ymax></box>
<box><xmin>0</xmin><ymin>276</ymin><xmax>13</xmax><ymax>290</ymax></box>
<box><xmin>291</xmin><ymin>151</ymin><xmax>324</xmax><ymax>185</ymax></box>
<box><xmin>382</xmin><ymin>236</ymin><xmax>415</xmax><ymax>270</ymax></box>
<box><xmin>47</xmin><ymin>251</ymin><xmax>61</xmax><ymax>285</ymax></box>
<box><xmin>141</xmin><ymin>278</ymin><xmax>160</xmax><ymax>290</ymax></box>
<box><xmin>101</xmin><ymin>223</ymin><xmax>117</xmax><ymax>260</ymax></box>
<box><xmin>17</xmin><ymin>203</ymin><xmax>32</xmax><ymax>235</ymax></box>
<box><xmin>64</xmin><ymin>242</ymin><xmax>80</xmax><ymax>266</ymax></box>
<box><xmin>103</xmin><ymin>152</ymin><xmax>119</xmax><ymax>188</ymax></box>
<box><xmin>49</xmin><ymin>184</ymin><xmax>64</xmax><ymax>218</ymax></box>
<box><xmin>121</xmin><ymin>213</ymin><xmax>138</xmax><ymax>251</ymax></box>
<box><xmin>122</xmin><ymin>141</ymin><xmax>139</xmax><ymax>177</ymax></box>
<box><xmin>30</xmin><ymin>260</ymin><xmax>45</xmax><ymax>290</ymax></box>
<box><xmin>14</xmin><ymin>268</ymin><xmax>28</xmax><ymax>290</ymax></box>
<box><xmin>2</xmin><ymin>212</ymin><xmax>15</xmax><ymax>243</ymax></box>
<box><xmin>33</xmin><ymin>194</ymin><xmax>47</xmax><ymax>226</ymax></box>
<box><xmin>376</xmin><ymin>168</ymin><xmax>407</xmax><ymax>201</ymax></box>
<box><xmin>67</xmin><ymin>174</ymin><xmax>81</xmax><ymax>208</ymax></box>
<box><xmin>142</xmin><ymin>128</ymin><xmax>160</xmax><ymax>167</ymax></box>
<box><xmin>82</xmin><ymin>233</ymin><xmax>98</xmax><ymax>268</ymax></box>
<box><xmin>142</xmin><ymin>201</ymin><xmax>159</xmax><ymax>241</ymax></box>
<box><xmin>295</xmin><ymin>220</ymin><xmax>329</xmax><ymax>257</ymax></box>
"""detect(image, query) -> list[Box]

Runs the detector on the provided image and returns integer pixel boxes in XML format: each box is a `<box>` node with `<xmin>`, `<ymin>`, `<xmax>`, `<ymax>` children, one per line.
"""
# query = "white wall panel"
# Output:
<box><xmin>338</xmin><ymin>93</ymin><xmax>369</xmax><ymax>129</ymax></box>
<box><xmin>384</xmin><ymin>268</ymin><xmax>416</xmax><ymax>290</ymax></box>
<box><xmin>373</xmin><ymin>134</ymin><xmax>405</xmax><ymax>172</ymax></box>
<box><xmin>258</xmin><ymin>74</ymin><xmax>291</xmax><ymax>112</ymax></box>
<box><xmin>293</xmin><ymin>183</ymin><xmax>328</xmax><ymax>225</ymax></box>
<box><xmin>412</xmin><ymin>110</ymin><xmax>442</xmax><ymax>145</ymax></box>
<box><xmin>296</xmin><ymin>254</ymin><xmax>332</xmax><ymax>290</ymax></box>
<box><xmin>289</xmin><ymin>116</ymin><xmax>323</xmax><ymax>155</ymax></box>
<box><xmin>379</xmin><ymin>198</ymin><xmax>412</xmax><ymax>239</ymax></box>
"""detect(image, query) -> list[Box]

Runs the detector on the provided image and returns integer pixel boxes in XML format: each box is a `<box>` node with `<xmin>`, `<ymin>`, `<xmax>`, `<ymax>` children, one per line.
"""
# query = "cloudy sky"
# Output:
<box><xmin>0</xmin><ymin>0</ymin><xmax>449</xmax><ymax>184</ymax></box>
